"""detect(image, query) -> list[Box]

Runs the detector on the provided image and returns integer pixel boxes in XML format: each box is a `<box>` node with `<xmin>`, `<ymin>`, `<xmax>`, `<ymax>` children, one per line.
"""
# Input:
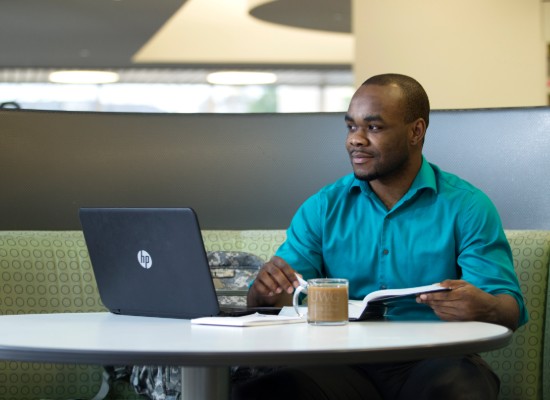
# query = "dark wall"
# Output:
<box><xmin>1</xmin><ymin>107</ymin><xmax>549</xmax><ymax>230</ymax></box>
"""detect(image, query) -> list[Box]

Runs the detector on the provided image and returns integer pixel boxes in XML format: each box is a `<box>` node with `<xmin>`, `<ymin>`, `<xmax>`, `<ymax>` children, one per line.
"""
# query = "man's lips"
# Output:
<box><xmin>350</xmin><ymin>151</ymin><xmax>375</xmax><ymax>164</ymax></box>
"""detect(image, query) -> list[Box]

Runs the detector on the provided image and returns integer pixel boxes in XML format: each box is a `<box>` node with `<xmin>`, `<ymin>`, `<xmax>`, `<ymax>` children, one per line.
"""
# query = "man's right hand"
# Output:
<box><xmin>247</xmin><ymin>256</ymin><xmax>300</xmax><ymax>307</ymax></box>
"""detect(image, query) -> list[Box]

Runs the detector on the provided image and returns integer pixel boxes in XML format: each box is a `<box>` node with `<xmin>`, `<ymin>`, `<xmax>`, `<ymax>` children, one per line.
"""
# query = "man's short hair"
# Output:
<box><xmin>362</xmin><ymin>74</ymin><xmax>430</xmax><ymax>128</ymax></box>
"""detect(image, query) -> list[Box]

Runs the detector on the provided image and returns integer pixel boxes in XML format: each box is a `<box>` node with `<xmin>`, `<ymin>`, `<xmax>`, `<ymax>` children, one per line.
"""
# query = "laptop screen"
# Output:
<box><xmin>79</xmin><ymin>207</ymin><xmax>222</xmax><ymax>319</ymax></box>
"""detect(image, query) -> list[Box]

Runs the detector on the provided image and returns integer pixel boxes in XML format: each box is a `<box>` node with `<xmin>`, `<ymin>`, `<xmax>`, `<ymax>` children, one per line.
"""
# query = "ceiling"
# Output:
<box><xmin>0</xmin><ymin>0</ymin><xmax>353</xmax><ymax>84</ymax></box>
<box><xmin>2</xmin><ymin>0</ymin><xmax>546</xmax><ymax>88</ymax></box>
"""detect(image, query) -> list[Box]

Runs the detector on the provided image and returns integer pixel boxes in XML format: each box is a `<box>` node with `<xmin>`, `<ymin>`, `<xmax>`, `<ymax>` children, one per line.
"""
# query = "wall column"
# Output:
<box><xmin>352</xmin><ymin>0</ymin><xmax>547</xmax><ymax>109</ymax></box>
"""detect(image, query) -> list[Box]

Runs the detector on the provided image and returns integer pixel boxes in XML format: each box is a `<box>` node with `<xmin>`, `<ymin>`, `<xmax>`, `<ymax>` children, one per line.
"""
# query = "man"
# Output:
<box><xmin>234</xmin><ymin>74</ymin><xmax>527</xmax><ymax>400</ymax></box>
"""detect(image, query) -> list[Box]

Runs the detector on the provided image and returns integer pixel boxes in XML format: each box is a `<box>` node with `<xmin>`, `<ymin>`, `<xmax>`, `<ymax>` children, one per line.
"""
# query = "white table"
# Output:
<box><xmin>0</xmin><ymin>312</ymin><xmax>512</xmax><ymax>400</ymax></box>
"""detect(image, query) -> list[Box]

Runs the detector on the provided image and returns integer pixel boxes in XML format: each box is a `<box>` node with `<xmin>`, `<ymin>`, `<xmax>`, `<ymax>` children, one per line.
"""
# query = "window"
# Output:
<box><xmin>0</xmin><ymin>69</ymin><xmax>354</xmax><ymax>113</ymax></box>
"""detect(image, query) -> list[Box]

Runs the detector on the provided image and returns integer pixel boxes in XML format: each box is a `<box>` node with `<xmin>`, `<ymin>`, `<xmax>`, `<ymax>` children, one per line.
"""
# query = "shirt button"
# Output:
<box><xmin>382</xmin><ymin>249</ymin><xmax>389</xmax><ymax>255</ymax></box>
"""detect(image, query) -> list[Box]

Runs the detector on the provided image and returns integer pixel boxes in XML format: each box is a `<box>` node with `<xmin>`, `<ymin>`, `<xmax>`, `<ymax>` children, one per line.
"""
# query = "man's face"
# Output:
<box><xmin>344</xmin><ymin>84</ymin><xmax>416</xmax><ymax>183</ymax></box>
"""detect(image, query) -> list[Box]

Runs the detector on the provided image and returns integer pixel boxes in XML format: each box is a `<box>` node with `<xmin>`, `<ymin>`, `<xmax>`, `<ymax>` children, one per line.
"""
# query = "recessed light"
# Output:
<box><xmin>48</xmin><ymin>70</ymin><xmax>120</xmax><ymax>84</ymax></box>
<box><xmin>206</xmin><ymin>71</ymin><xmax>277</xmax><ymax>85</ymax></box>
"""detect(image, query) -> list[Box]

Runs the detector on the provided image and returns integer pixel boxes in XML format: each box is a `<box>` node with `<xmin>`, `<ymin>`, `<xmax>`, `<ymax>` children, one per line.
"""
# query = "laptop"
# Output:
<box><xmin>79</xmin><ymin>207</ymin><xmax>280</xmax><ymax>319</ymax></box>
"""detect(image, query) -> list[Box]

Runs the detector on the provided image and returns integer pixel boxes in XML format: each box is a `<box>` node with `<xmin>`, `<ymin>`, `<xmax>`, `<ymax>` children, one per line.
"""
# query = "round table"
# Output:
<box><xmin>0</xmin><ymin>312</ymin><xmax>512</xmax><ymax>400</ymax></box>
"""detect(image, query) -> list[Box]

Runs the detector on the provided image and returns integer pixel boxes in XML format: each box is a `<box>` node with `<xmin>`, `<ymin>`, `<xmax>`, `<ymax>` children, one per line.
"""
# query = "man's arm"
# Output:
<box><xmin>417</xmin><ymin>279</ymin><xmax>520</xmax><ymax>331</ymax></box>
<box><xmin>247</xmin><ymin>256</ymin><xmax>300</xmax><ymax>307</ymax></box>
<box><xmin>438</xmin><ymin>188</ymin><xmax>527</xmax><ymax>331</ymax></box>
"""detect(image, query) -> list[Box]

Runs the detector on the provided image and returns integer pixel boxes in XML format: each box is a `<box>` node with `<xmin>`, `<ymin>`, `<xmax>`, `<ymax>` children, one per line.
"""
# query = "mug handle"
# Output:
<box><xmin>293</xmin><ymin>284</ymin><xmax>308</xmax><ymax>317</ymax></box>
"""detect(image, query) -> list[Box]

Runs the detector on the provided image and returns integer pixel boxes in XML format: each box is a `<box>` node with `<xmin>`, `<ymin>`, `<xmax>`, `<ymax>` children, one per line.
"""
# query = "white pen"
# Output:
<box><xmin>295</xmin><ymin>274</ymin><xmax>307</xmax><ymax>287</ymax></box>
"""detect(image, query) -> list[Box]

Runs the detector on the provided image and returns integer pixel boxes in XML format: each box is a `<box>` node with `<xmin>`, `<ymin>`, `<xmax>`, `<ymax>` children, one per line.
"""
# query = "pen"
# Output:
<box><xmin>295</xmin><ymin>274</ymin><xmax>307</xmax><ymax>287</ymax></box>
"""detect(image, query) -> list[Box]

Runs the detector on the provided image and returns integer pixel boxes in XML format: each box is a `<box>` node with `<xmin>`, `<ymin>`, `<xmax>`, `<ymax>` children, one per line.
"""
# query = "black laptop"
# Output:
<box><xmin>79</xmin><ymin>207</ymin><xmax>279</xmax><ymax>319</ymax></box>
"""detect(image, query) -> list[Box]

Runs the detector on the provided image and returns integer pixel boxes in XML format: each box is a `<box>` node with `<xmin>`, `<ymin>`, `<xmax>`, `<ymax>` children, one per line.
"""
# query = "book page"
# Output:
<box><xmin>282</xmin><ymin>302</ymin><xmax>383</xmax><ymax>320</ymax></box>
<box><xmin>279</xmin><ymin>306</ymin><xmax>306</xmax><ymax>317</ymax></box>
<box><xmin>361</xmin><ymin>283</ymin><xmax>449</xmax><ymax>307</ymax></box>
<box><xmin>352</xmin><ymin>283</ymin><xmax>450</xmax><ymax>320</ymax></box>
<box><xmin>191</xmin><ymin>312</ymin><xmax>305</xmax><ymax>327</ymax></box>
<box><xmin>348</xmin><ymin>300</ymin><xmax>365</xmax><ymax>320</ymax></box>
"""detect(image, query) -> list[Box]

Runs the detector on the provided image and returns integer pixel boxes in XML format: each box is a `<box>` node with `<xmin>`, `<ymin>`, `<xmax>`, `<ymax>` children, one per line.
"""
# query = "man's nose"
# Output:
<box><xmin>348</xmin><ymin>130</ymin><xmax>368</xmax><ymax>147</ymax></box>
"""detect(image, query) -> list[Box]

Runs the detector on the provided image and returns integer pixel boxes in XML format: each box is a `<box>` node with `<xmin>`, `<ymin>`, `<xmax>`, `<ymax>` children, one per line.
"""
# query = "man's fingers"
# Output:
<box><xmin>255</xmin><ymin>258</ymin><xmax>297</xmax><ymax>295</ymax></box>
<box><xmin>266</xmin><ymin>256</ymin><xmax>299</xmax><ymax>292</ymax></box>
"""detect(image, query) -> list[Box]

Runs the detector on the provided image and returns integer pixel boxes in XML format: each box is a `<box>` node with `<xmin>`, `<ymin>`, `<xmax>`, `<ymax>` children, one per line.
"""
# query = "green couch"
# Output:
<box><xmin>0</xmin><ymin>230</ymin><xmax>548</xmax><ymax>400</ymax></box>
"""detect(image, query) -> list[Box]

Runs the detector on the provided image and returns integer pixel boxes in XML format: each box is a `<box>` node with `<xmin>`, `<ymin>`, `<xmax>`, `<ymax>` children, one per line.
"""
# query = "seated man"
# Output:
<box><xmin>235</xmin><ymin>73</ymin><xmax>527</xmax><ymax>400</ymax></box>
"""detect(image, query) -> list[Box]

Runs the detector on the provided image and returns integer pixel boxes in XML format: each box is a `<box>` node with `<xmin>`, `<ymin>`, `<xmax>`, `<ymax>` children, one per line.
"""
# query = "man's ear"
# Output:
<box><xmin>410</xmin><ymin>118</ymin><xmax>427</xmax><ymax>146</ymax></box>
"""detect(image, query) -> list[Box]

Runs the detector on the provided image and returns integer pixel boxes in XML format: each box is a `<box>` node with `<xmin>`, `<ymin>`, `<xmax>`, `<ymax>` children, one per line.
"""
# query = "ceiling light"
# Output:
<box><xmin>206</xmin><ymin>71</ymin><xmax>277</xmax><ymax>85</ymax></box>
<box><xmin>48</xmin><ymin>70</ymin><xmax>120</xmax><ymax>84</ymax></box>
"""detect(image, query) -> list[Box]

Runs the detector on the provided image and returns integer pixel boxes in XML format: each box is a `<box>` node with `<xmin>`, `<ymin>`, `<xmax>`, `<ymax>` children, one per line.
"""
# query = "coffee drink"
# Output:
<box><xmin>293</xmin><ymin>278</ymin><xmax>349</xmax><ymax>325</ymax></box>
<box><xmin>307</xmin><ymin>284</ymin><xmax>349</xmax><ymax>324</ymax></box>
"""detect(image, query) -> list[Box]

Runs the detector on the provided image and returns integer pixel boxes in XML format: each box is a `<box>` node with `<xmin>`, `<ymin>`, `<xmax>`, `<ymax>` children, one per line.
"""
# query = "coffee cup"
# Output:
<box><xmin>293</xmin><ymin>278</ymin><xmax>349</xmax><ymax>325</ymax></box>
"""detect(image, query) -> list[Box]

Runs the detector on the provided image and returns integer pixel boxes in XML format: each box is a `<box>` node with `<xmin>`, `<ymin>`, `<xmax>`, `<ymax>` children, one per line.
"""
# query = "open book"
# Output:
<box><xmin>282</xmin><ymin>283</ymin><xmax>451</xmax><ymax>321</ymax></box>
<box><xmin>349</xmin><ymin>283</ymin><xmax>451</xmax><ymax>320</ymax></box>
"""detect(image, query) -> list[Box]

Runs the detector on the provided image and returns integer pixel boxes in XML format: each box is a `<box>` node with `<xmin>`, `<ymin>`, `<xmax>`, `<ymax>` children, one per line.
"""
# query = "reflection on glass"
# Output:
<box><xmin>0</xmin><ymin>83</ymin><xmax>354</xmax><ymax>113</ymax></box>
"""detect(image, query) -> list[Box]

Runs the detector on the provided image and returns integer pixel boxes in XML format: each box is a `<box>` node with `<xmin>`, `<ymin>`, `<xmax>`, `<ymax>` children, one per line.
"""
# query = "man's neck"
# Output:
<box><xmin>369</xmin><ymin>158</ymin><xmax>423</xmax><ymax>210</ymax></box>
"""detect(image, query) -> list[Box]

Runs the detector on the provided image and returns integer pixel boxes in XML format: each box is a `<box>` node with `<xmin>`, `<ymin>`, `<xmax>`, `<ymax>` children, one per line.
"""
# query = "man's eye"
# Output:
<box><xmin>346</xmin><ymin>124</ymin><xmax>357</xmax><ymax>133</ymax></box>
<box><xmin>368</xmin><ymin>124</ymin><xmax>381</xmax><ymax>131</ymax></box>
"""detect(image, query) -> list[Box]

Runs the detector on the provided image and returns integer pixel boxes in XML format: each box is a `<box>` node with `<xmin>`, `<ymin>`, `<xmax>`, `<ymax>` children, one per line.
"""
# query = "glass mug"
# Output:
<box><xmin>293</xmin><ymin>278</ymin><xmax>349</xmax><ymax>325</ymax></box>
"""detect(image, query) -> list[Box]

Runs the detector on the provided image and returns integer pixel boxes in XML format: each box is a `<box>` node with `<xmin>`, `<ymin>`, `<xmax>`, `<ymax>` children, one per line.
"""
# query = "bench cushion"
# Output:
<box><xmin>1</xmin><ymin>229</ymin><xmax>548</xmax><ymax>400</ymax></box>
<box><xmin>482</xmin><ymin>230</ymin><xmax>550</xmax><ymax>400</ymax></box>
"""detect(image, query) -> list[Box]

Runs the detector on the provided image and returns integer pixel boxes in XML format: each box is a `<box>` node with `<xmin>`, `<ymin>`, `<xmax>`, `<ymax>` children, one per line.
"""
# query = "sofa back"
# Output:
<box><xmin>481</xmin><ymin>230</ymin><xmax>550</xmax><ymax>400</ymax></box>
<box><xmin>1</xmin><ymin>107</ymin><xmax>549</xmax><ymax>230</ymax></box>
<box><xmin>0</xmin><ymin>231</ymin><xmax>109</xmax><ymax>400</ymax></box>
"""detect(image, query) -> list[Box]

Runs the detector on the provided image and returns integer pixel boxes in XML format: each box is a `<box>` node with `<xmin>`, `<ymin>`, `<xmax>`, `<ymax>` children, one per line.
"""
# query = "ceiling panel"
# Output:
<box><xmin>0</xmin><ymin>0</ymin><xmax>353</xmax><ymax>84</ymax></box>
<box><xmin>0</xmin><ymin>0</ymin><xmax>352</xmax><ymax>69</ymax></box>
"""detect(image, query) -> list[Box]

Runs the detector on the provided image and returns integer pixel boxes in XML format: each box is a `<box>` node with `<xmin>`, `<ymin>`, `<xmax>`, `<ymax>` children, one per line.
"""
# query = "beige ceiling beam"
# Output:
<box><xmin>133</xmin><ymin>0</ymin><xmax>353</xmax><ymax>66</ymax></box>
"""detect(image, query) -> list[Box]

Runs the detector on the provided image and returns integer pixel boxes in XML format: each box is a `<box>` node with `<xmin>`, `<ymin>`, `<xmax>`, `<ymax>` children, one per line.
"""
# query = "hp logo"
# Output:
<box><xmin>137</xmin><ymin>250</ymin><xmax>152</xmax><ymax>269</ymax></box>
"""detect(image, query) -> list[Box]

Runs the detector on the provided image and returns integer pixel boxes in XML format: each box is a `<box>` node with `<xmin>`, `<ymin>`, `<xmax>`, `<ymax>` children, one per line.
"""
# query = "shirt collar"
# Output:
<box><xmin>349</xmin><ymin>156</ymin><xmax>437</xmax><ymax>198</ymax></box>
<box><xmin>408</xmin><ymin>156</ymin><xmax>437</xmax><ymax>195</ymax></box>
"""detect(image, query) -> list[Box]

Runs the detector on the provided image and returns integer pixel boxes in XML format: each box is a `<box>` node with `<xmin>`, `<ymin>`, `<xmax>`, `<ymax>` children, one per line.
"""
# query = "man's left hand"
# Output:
<box><xmin>416</xmin><ymin>279</ymin><xmax>519</xmax><ymax>331</ymax></box>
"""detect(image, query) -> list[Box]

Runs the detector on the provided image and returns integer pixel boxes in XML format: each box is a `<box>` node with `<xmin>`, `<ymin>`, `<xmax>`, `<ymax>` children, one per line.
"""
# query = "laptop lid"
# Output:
<box><xmin>79</xmin><ymin>207</ymin><xmax>222</xmax><ymax>319</ymax></box>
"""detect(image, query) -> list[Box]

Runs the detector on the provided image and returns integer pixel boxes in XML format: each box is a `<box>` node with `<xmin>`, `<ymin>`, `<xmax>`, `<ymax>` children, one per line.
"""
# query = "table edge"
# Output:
<box><xmin>0</xmin><ymin>328</ymin><xmax>512</xmax><ymax>367</ymax></box>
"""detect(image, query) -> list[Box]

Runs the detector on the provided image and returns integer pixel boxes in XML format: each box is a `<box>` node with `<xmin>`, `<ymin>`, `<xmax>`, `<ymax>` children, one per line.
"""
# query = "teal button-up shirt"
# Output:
<box><xmin>276</xmin><ymin>158</ymin><xmax>528</xmax><ymax>324</ymax></box>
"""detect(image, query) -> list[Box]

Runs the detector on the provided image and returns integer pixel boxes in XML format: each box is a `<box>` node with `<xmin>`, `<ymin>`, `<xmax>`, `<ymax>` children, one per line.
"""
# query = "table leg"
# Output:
<box><xmin>180</xmin><ymin>366</ymin><xmax>230</xmax><ymax>400</ymax></box>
